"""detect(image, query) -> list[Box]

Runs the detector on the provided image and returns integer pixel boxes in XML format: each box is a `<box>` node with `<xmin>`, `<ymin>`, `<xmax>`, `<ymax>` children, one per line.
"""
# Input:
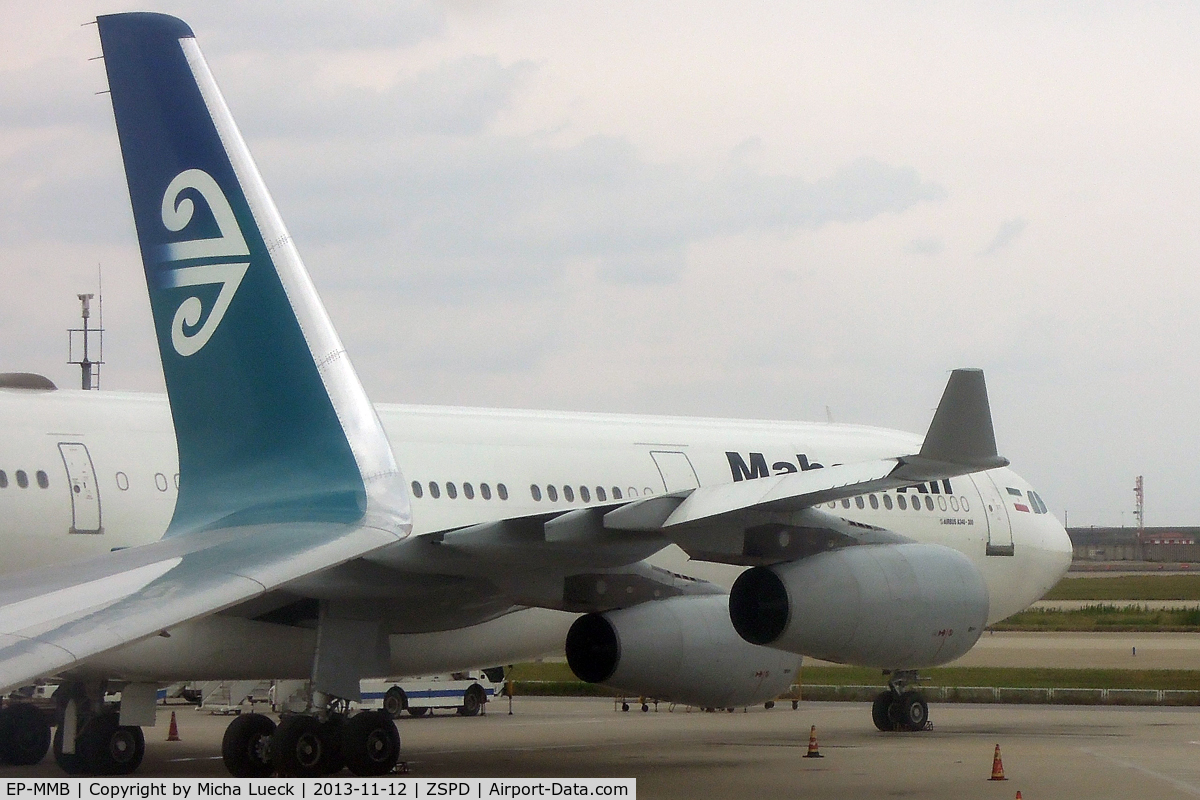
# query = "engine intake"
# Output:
<box><xmin>729</xmin><ymin>543</ymin><xmax>989</xmax><ymax>669</ymax></box>
<box><xmin>565</xmin><ymin>595</ymin><xmax>799</xmax><ymax>708</ymax></box>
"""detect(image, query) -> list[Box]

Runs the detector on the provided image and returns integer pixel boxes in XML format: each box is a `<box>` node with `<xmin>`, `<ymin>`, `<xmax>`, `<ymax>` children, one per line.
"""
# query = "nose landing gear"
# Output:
<box><xmin>871</xmin><ymin>671</ymin><xmax>930</xmax><ymax>732</ymax></box>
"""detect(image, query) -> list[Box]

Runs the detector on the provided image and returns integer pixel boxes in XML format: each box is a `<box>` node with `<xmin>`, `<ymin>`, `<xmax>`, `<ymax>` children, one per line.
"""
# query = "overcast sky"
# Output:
<box><xmin>2</xmin><ymin>2</ymin><xmax>1199</xmax><ymax>527</ymax></box>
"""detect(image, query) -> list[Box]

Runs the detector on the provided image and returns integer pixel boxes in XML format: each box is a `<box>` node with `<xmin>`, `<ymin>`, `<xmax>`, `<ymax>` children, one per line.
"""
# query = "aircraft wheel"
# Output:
<box><xmin>893</xmin><ymin>691</ymin><xmax>928</xmax><ymax>732</ymax></box>
<box><xmin>343</xmin><ymin>711</ymin><xmax>400</xmax><ymax>776</ymax></box>
<box><xmin>383</xmin><ymin>688</ymin><xmax>407</xmax><ymax>720</ymax></box>
<box><xmin>0</xmin><ymin>705</ymin><xmax>52</xmax><ymax>765</ymax></box>
<box><xmin>871</xmin><ymin>691</ymin><xmax>893</xmax><ymax>732</ymax></box>
<box><xmin>408</xmin><ymin>707</ymin><xmax>428</xmax><ymax>718</ymax></box>
<box><xmin>78</xmin><ymin>713</ymin><xmax>144</xmax><ymax>775</ymax></box>
<box><xmin>272</xmin><ymin>715</ymin><xmax>337</xmax><ymax>777</ymax></box>
<box><xmin>221</xmin><ymin>713</ymin><xmax>275</xmax><ymax>777</ymax></box>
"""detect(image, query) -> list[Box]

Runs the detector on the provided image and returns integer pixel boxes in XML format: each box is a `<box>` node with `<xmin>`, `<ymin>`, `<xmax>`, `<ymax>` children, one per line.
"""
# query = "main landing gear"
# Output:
<box><xmin>51</xmin><ymin>684</ymin><xmax>145</xmax><ymax>775</ymax></box>
<box><xmin>222</xmin><ymin>708</ymin><xmax>401</xmax><ymax>777</ymax></box>
<box><xmin>871</xmin><ymin>671</ymin><xmax>930</xmax><ymax>733</ymax></box>
<box><xmin>0</xmin><ymin>703</ymin><xmax>52</xmax><ymax>766</ymax></box>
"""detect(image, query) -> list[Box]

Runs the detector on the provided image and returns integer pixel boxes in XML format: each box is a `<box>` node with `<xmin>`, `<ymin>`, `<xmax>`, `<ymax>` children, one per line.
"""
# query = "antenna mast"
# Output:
<box><xmin>1133</xmin><ymin>475</ymin><xmax>1145</xmax><ymax>543</ymax></box>
<box><xmin>68</xmin><ymin>291</ymin><xmax>104</xmax><ymax>390</ymax></box>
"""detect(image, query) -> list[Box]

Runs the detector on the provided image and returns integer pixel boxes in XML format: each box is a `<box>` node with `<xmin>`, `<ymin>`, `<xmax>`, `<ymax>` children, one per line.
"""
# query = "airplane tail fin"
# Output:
<box><xmin>96</xmin><ymin>13</ymin><xmax>409</xmax><ymax>537</ymax></box>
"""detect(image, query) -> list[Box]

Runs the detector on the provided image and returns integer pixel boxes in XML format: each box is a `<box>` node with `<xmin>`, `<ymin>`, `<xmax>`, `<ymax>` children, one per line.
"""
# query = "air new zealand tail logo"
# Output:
<box><xmin>156</xmin><ymin>169</ymin><xmax>249</xmax><ymax>357</ymax></box>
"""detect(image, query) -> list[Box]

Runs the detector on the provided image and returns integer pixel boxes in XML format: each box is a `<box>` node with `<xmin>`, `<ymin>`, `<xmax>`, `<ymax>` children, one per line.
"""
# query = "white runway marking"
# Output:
<box><xmin>1080</xmin><ymin>747</ymin><xmax>1200</xmax><ymax>797</ymax></box>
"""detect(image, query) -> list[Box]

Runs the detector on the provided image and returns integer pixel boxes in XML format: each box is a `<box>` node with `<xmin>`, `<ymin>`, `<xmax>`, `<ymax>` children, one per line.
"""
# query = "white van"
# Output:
<box><xmin>359</xmin><ymin>670</ymin><xmax>502</xmax><ymax>718</ymax></box>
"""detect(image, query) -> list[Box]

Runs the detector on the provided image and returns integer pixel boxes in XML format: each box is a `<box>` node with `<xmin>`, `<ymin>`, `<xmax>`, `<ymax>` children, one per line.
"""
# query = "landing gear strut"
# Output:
<box><xmin>871</xmin><ymin>671</ymin><xmax>929</xmax><ymax>732</ymax></box>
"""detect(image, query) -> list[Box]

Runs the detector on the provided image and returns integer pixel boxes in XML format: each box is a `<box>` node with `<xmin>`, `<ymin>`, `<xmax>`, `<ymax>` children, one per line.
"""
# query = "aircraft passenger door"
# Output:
<box><xmin>972</xmin><ymin>472</ymin><xmax>1012</xmax><ymax>556</ymax></box>
<box><xmin>650</xmin><ymin>451</ymin><xmax>700</xmax><ymax>492</ymax></box>
<box><xmin>58</xmin><ymin>443</ymin><xmax>103</xmax><ymax>534</ymax></box>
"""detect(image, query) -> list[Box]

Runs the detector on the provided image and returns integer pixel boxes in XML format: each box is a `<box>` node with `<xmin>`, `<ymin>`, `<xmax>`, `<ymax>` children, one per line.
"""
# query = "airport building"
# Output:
<box><xmin>1067</xmin><ymin>527</ymin><xmax>1200</xmax><ymax>563</ymax></box>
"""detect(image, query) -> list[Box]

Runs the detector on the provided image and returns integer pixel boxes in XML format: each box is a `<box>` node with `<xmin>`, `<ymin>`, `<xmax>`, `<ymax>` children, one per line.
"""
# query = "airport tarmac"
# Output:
<box><xmin>5</xmin><ymin>699</ymin><xmax>1200</xmax><ymax>798</ymax></box>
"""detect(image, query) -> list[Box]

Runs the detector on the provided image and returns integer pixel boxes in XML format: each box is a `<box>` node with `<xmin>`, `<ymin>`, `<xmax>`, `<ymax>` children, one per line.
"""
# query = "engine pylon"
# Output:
<box><xmin>989</xmin><ymin>743</ymin><xmax>1007</xmax><ymax>780</ymax></box>
<box><xmin>804</xmin><ymin>725</ymin><xmax>823</xmax><ymax>758</ymax></box>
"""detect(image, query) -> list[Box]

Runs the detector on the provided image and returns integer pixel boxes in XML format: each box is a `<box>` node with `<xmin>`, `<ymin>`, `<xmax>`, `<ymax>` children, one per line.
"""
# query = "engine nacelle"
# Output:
<box><xmin>565</xmin><ymin>595</ymin><xmax>800</xmax><ymax>708</ymax></box>
<box><xmin>729</xmin><ymin>543</ymin><xmax>989</xmax><ymax>669</ymax></box>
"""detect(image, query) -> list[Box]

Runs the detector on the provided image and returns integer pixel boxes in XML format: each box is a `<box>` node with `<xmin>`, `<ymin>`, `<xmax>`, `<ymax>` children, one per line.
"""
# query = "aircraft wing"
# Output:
<box><xmin>604</xmin><ymin>368</ymin><xmax>1007</xmax><ymax>533</ymax></box>
<box><xmin>0</xmin><ymin>522</ymin><xmax>399</xmax><ymax>693</ymax></box>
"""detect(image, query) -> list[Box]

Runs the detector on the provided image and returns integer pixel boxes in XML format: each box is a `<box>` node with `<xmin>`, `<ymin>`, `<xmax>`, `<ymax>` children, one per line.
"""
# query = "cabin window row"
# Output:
<box><xmin>530</xmin><ymin>485</ymin><xmax>653</xmax><ymax>503</ymax></box>
<box><xmin>113</xmin><ymin>472</ymin><xmax>179</xmax><ymax>492</ymax></box>
<box><xmin>828</xmin><ymin>492</ymin><xmax>970</xmax><ymax>513</ymax></box>
<box><xmin>0</xmin><ymin>469</ymin><xmax>50</xmax><ymax>490</ymax></box>
<box><xmin>411</xmin><ymin>481</ymin><xmax>509</xmax><ymax>501</ymax></box>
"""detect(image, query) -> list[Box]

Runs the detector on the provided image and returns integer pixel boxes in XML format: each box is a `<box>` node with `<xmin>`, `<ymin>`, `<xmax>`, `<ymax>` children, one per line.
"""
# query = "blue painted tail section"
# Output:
<box><xmin>97</xmin><ymin>13</ymin><xmax>397</xmax><ymax>535</ymax></box>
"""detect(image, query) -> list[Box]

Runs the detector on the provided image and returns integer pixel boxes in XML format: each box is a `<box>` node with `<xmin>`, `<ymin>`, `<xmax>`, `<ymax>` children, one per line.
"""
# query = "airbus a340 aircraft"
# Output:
<box><xmin>0</xmin><ymin>12</ymin><xmax>1072</xmax><ymax>777</ymax></box>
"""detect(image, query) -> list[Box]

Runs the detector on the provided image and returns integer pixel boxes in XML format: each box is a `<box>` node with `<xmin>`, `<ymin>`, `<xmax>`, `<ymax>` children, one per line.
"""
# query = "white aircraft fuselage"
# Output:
<box><xmin>0</xmin><ymin>385</ymin><xmax>1071</xmax><ymax>681</ymax></box>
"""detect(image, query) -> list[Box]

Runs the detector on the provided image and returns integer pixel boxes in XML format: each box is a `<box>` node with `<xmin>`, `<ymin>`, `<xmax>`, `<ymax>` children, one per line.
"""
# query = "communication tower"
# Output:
<box><xmin>68</xmin><ymin>292</ymin><xmax>104</xmax><ymax>390</ymax></box>
<box><xmin>1133</xmin><ymin>475</ymin><xmax>1144</xmax><ymax>542</ymax></box>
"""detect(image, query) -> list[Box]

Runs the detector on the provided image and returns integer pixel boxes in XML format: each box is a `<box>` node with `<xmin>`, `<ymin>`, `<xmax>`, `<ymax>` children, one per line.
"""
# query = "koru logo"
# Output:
<box><xmin>157</xmin><ymin>169</ymin><xmax>249</xmax><ymax>357</ymax></box>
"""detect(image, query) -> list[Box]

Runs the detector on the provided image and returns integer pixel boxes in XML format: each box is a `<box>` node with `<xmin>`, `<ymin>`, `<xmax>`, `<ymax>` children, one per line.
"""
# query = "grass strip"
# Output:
<box><xmin>505</xmin><ymin>662</ymin><xmax>1200</xmax><ymax>692</ymax></box>
<box><xmin>993</xmin><ymin>605</ymin><xmax>1200</xmax><ymax>632</ymax></box>
<box><xmin>1046</xmin><ymin>574</ymin><xmax>1200</xmax><ymax>601</ymax></box>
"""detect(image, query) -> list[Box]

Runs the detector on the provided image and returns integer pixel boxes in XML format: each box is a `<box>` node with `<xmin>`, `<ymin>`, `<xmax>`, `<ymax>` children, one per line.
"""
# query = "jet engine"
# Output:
<box><xmin>729</xmin><ymin>543</ymin><xmax>989</xmax><ymax>669</ymax></box>
<box><xmin>565</xmin><ymin>595</ymin><xmax>800</xmax><ymax>708</ymax></box>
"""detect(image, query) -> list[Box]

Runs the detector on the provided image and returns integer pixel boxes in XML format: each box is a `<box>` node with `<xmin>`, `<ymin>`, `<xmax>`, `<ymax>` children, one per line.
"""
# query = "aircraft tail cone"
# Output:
<box><xmin>167</xmin><ymin>711</ymin><xmax>181</xmax><ymax>742</ymax></box>
<box><xmin>804</xmin><ymin>725</ymin><xmax>823</xmax><ymax>758</ymax></box>
<box><xmin>989</xmin><ymin>743</ymin><xmax>1007</xmax><ymax>780</ymax></box>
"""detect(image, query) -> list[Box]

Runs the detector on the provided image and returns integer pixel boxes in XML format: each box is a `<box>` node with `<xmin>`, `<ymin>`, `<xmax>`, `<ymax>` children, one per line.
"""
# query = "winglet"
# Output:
<box><xmin>894</xmin><ymin>368</ymin><xmax>1008</xmax><ymax>480</ymax></box>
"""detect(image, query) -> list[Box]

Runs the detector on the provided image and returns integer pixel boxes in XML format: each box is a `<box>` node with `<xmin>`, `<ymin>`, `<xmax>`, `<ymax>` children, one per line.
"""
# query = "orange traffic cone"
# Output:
<box><xmin>989</xmin><ymin>743</ymin><xmax>1007</xmax><ymax>780</ymax></box>
<box><xmin>803</xmin><ymin>725</ymin><xmax>823</xmax><ymax>758</ymax></box>
<box><xmin>166</xmin><ymin>711</ymin><xmax>181</xmax><ymax>742</ymax></box>
<box><xmin>1015</xmin><ymin>792</ymin><xmax>1022</xmax><ymax>799</ymax></box>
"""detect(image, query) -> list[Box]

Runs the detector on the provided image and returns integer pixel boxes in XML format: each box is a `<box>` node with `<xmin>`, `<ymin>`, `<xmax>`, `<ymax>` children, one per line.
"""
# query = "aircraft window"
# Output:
<box><xmin>596</xmin><ymin>487</ymin><xmax>607</xmax><ymax>502</ymax></box>
<box><xmin>580</xmin><ymin>486</ymin><xmax>591</xmax><ymax>503</ymax></box>
<box><xmin>411</xmin><ymin>481</ymin><xmax>423</xmax><ymax>499</ymax></box>
<box><xmin>827</xmin><ymin>502</ymin><xmax>836</xmax><ymax>509</ymax></box>
<box><xmin>960</xmin><ymin>496</ymin><xmax>970</xmax><ymax>512</ymax></box>
<box><xmin>155</xmin><ymin>473</ymin><xmax>168</xmax><ymax>492</ymax></box>
<box><xmin>855</xmin><ymin>496</ymin><xmax>865</xmax><ymax>509</ymax></box>
<box><xmin>563</xmin><ymin>485</ymin><xmax>575</xmax><ymax>502</ymax></box>
<box><xmin>869</xmin><ymin>495</ymin><xmax>879</xmax><ymax>510</ymax></box>
<box><xmin>1006</xmin><ymin>487</ymin><xmax>1023</xmax><ymax>497</ymax></box>
<box><xmin>429</xmin><ymin>482</ymin><xmax>441</xmax><ymax>499</ymax></box>
<box><xmin>530</xmin><ymin>484</ymin><xmax>542</xmax><ymax>501</ymax></box>
<box><xmin>547</xmin><ymin>485</ymin><xmax>558</xmax><ymax>502</ymax></box>
<box><xmin>36</xmin><ymin>471</ymin><xmax>48</xmax><ymax>489</ymax></box>
<box><xmin>897</xmin><ymin>495</ymin><xmax>907</xmax><ymax>510</ymax></box>
<box><xmin>498</xmin><ymin>483</ymin><xmax>509</xmax><ymax>500</ymax></box>
<box><xmin>949</xmin><ymin>495</ymin><xmax>959</xmax><ymax>512</ymax></box>
<box><xmin>627</xmin><ymin>488</ymin><xmax>638</xmax><ymax>498</ymax></box>
<box><xmin>1028</xmin><ymin>491</ymin><xmax>1045</xmax><ymax>514</ymax></box>
<box><xmin>480</xmin><ymin>483</ymin><xmax>492</xmax><ymax>500</ymax></box>
<box><xmin>841</xmin><ymin>499</ymin><xmax>850</xmax><ymax>509</ymax></box>
<box><xmin>174</xmin><ymin>473</ymin><xmax>180</xmax><ymax>490</ymax></box>
<box><xmin>644</xmin><ymin>487</ymin><xmax>654</xmax><ymax>496</ymax></box>
<box><xmin>912</xmin><ymin>497</ymin><xmax>921</xmax><ymax>511</ymax></box>
<box><xmin>0</xmin><ymin>470</ymin><xmax>6</xmax><ymax>488</ymax></box>
<box><xmin>446</xmin><ymin>482</ymin><xmax>458</xmax><ymax>499</ymax></box>
<box><xmin>116</xmin><ymin>472</ymin><xmax>129</xmax><ymax>491</ymax></box>
<box><xmin>925</xmin><ymin>496</ymin><xmax>934</xmax><ymax>511</ymax></box>
<box><xmin>16</xmin><ymin>470</ymin><xmax>28</xmax><ymax>489</ymax></box>
<box><xmin>937</xmin><ymin>496</ymin><xmax>947</xmax><ymax>511</ymax></box>
<box><xmin>882</xmin><ymin>494</ymin><xmax>893</xmax><ymax>510</ymax></box>
<box><xmin>463</xmin><ymin>482</ymin><xmax>475</xmax><ymax>500</ymax></box>
<box><xmin>612</xmin><ymin>487</ymin><xmax>623</xmax><ymax>500</ymax></box>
